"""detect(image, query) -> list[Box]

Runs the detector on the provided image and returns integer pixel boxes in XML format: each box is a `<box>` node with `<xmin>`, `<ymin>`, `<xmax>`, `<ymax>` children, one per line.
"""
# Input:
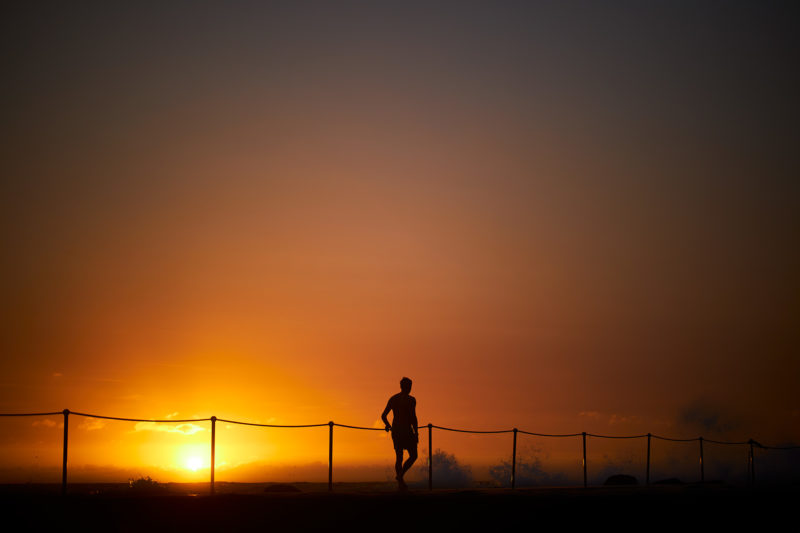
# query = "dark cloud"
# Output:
<box><xmin>678</xmin><ymin>399</ymin><xmax>741</xmax><ymax>435</ymax></box>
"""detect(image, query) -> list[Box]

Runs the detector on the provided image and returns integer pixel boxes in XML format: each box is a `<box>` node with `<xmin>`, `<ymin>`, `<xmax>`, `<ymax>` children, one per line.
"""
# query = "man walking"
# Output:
<box><xmin>381</xmin><ymin>377</ymin><xmax>419</xmax><ymax>490</ymax></box>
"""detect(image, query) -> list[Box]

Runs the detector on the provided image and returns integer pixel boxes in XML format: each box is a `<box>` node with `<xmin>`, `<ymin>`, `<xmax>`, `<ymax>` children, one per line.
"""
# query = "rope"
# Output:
<box><xmin>218</xmin><ymin>419</ymin><xmax>328</xmax><ymax>428</ymax></box>
<box><xmin>432</xmin><ymin>425</ymin><xmax>513</xmax><ymax>434</ymax></box>
<box><xmin>0</xmin><ymin>412</ymin><xmax>63</xmax><ymax>417</ymax></box>
<box><xmin>587</xmin><ymin>433</ymin><xmax>648</xmax><ymax>439</ymax></box>
<box><xmin>651</xmin><ymin>434</ymin><xmax>700</xmax><ymax>442</ymax></box>
<box><xmin>71</xmin><ymin>412</ymin><xmax>209</xmax><ymax>423</ymax></box>
<box><xmin>703</xmin><ymin>438</ymin><xmax>750</xmax><ymax>446</ymax></box>
<box><xmin>518</xmin><ymin>430</ymin><xmax>583</xmax><ymax>437</ymax></box>
<box><xmin>334</xmin><ymin>423</ymin><xmax>385</xmax><ymax>431</ymax></box>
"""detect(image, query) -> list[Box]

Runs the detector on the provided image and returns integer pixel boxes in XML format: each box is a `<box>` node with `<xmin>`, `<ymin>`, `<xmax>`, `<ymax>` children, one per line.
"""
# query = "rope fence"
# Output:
<box><xmin>2</xmin><ymin>410</ymin><xmax>797</xmax><ymax>495</ymax></box>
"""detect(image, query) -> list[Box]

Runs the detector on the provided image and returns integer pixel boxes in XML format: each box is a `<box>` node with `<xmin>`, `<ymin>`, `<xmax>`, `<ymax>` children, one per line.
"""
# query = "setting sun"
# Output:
<box><xmin>185</xmin><ymin>456</ymin><xmax>203</xmax><ymax>472</ymax></box>
<box><xmin>179</xmin><ymin>444</ymin><xmax>208</xmax><ymax>473</ymax></box>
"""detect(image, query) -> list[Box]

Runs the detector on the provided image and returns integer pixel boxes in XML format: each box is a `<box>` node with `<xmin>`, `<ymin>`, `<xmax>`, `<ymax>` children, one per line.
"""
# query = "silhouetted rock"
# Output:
<box><xmin>604</xmin><ymin>474</ymin><xmax>637</xmax><ymax>486</ymax></box>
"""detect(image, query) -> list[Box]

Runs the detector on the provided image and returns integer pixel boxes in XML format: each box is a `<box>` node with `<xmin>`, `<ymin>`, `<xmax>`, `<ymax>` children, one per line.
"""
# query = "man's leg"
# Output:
<box><xmin>401</xmin><ymin>446</ymin><xmax>417</xmax><ymax>476</ymax></box>
<box><xmin>394</xmin><ymin>447</ymin><xmax>404</xmax><ymax>480</ymax></box>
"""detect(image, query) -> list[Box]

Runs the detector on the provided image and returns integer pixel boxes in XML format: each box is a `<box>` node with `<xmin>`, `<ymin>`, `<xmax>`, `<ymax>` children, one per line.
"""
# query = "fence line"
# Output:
<box><xmin>651</xmin><ymin>434</ymin><xmax>701</xmax><ymax>442</ymax></box>
<box><xmin>587</xmin><ymin>432</ymin><xmax>649</xmax><ymax>439</ymax></box>
<box><xmin>1</xmin><ymin>410</ymin><xmax>797</xmax><ymax>495</ymax></box>
<box><xmin>519</xmin><ymin>430</ymin><xmax>583</xmax><ymax>437</ymax></box>
<box><xmin>219</xmin><ymin>418</ymin><xmax>328</xmax><ymax>428</ymax></box>
<box><xmin>432</xmin><ymin>425</ymin><xmax>513</xmax><ymax>434</ymax></box>
<box><xmin>333</xmin><ymin>423</ymin><xmax>383</xmax><ymax>431</ymax></box>
<box><xmin>704</xmin><ymin>438</ymin><xmax>751</xmax><ymax>445</ymax></box>
<box><xmin>72</xmin><ymin>411</ymin><xmax>210</xmax><ymax>423</ymax></box>
<box><xmin>0</xmin><ymin>411</ymin><xmax>63</xmax><ymax>417</ymax></box>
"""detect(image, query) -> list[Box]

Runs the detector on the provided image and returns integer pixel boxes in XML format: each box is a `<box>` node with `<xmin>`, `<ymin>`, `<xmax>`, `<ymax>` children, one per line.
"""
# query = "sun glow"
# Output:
<box><xmin>185</xmin><ymin>456</ymin><xmax>203</xmax><ymax>472</ymax></box>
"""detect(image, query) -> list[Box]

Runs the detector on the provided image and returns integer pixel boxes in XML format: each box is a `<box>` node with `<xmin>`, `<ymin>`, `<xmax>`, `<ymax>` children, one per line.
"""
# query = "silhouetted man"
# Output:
<box><xmin>381</xmin><ymin>377</ymin><xmax>419</xmax><ymax>490</ymax></box>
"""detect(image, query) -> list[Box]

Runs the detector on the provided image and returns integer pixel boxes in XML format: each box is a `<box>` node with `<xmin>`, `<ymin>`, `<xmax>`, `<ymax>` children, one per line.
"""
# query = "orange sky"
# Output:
<box><xmin>1</xmin><ymin>3</ymin><xmax>798</xmax><ymax>484</ymax></box>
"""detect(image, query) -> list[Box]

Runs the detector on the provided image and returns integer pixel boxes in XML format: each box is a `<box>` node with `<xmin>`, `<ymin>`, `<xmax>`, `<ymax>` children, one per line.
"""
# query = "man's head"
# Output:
<box><xmin>400</xmin><ymin>377</ymin><xmax>412</xmax><ymax>394</ymax></box>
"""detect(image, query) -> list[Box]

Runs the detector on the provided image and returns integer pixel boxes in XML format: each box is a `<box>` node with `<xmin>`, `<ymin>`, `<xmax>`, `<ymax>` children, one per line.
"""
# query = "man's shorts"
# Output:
<box><xmin>392</xmin><ymin>431</ymin><xmax>418</xmax><ymax>452</ymax></box>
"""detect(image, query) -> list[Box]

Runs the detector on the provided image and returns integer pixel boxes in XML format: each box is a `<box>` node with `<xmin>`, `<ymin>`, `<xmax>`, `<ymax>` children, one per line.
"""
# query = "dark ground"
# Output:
<box><xmin>1</xmin><ymin>482</ymin><xmax>796</xmax><ymax>532</ymax></box>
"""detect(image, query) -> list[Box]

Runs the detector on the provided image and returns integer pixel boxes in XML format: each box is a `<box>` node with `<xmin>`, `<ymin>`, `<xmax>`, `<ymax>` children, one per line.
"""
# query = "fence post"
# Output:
<box><xmin>511</xmin><ymin>428</ymin><xmax>518</xmax><ymax>489</ymax></box>
<box><xmin>699</xmin><ymin>437</ymin><xmax>704</xmax><ymax>483</ymax></box>
<box><xmin>428</xmin><ymin>423</ymin><xmax>433</xmax><ymax>490</ymax></box>
<box><xmin>62</xmin><ymin>409</ymin><xmax>69</xmax><ymax>496</ymax></box>
<box><xmin>328</xmin><ymin>421</ymin><xmax>334</xmax><ymax>492</ymax></box>
<box><xmin>210</xmin><ymin>416</ymin><xmax>216</xmax><ymax>496</ymax></box>
<box><xmin>582</xmin><ymin>432</ymin><xmax>587</xmax><ymax>488</ymax></box>
<box><xmin>646</xmin><ymin>433</ymin><xmax>651</xmax><ymax>486</ymax></box>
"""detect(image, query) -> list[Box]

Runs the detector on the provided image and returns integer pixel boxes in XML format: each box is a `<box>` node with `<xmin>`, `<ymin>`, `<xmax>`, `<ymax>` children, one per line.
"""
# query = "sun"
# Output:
<box><xmin>185</xmin><ymin>456</ymin><xmax>203</xmax><ymax>472</ymax></box>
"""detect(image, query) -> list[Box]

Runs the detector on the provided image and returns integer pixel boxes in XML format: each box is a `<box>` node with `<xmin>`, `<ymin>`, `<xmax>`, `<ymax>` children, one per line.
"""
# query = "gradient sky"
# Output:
<box><xmin>1</xmin><ymin>1</ymin><xmax>798</xmax><ymax>481</ymax></box>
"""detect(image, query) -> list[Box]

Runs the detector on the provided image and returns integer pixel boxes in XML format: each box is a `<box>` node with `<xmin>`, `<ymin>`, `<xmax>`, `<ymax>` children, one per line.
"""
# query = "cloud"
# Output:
<box><xmin>678</xmin><ymin>400</ymin><xmax>739</xmax><ymax>435</ymax></box>
<box><xmin>32</xmin><ymin>419</ymin><xmax>57</xmax><ymax>428</ymax></box>
<box><xmin>609</xmin><ymin>413</ymin><xmax>642</xmax><ymax>425</ymax></box>
<box><xmin>579</xmin><ymin>410</ymin><xmax>642</xmax><ymax>426</ymax></box>
<box><xmin>117</xmin><ymin>394</ymin><xmax>142</xmax><ymax>401</ymax></box>
<box><xmin>134</xmin><ymin>422</ymin><xmax>205</xmax><ymax>435</ymax></box>
<box><xmin>79</xmin><ymin>419</ymin><xmax>106</xmax><ymax>431</ymax></box>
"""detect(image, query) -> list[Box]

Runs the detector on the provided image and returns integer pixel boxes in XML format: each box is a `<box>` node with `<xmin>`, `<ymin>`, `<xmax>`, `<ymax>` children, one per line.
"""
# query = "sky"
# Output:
<box><xmin>1</xmin><ymin>1</ymin><xmax>798</xmax><ymax>483</ymax></box>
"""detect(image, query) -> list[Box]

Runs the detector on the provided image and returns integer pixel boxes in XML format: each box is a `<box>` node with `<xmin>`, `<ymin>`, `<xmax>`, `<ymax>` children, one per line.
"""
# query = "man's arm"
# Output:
<box><xmin>411</xmin><ymin>397</ymin><xmax>419</xmax><ymax>441</ymax></box>
<box><xmin>381</xmin><ymin>400</ymin><xmax>392</xmax><ymax>432</ymax></box>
